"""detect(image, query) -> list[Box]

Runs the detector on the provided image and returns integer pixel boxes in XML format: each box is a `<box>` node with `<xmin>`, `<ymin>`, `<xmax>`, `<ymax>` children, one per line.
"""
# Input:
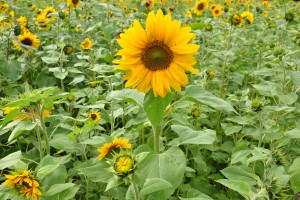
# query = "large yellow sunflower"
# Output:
<box><xmin>194</xmin><ymin>0</ymin><xmax>208</xmax><ymax>16</ymax></box>
<box><xmin>114</xmin><ymin>9</ymin><xmax>199</xmax><ymax>98</ymax></box>
<box><xmin>67</xmin><ymin>0</ymin><xmax>80</xmax><ymax>8</ymax></box>
<box><xmin>43</xmin><ymin>6</ymin><xmax>57</xmax><ymax>21</ymax></box>
<box><xmin>12</xmin><ymin>31</ymin><xmax>40</xmax><ymax>53</ymax></box>
<box><xmin>97</xmin><ymin>137</ymin><xmax>132</xmax><ymax>160</ymax></box>
<box><xmin>212</xmin><ymin>4</ymin><xmax>222</xmax><ymax>17</ymax></box>
<box><xmin>2</xmin><ymin>170</ymin><xmax>42</xmax><ymax>200</ymax></box>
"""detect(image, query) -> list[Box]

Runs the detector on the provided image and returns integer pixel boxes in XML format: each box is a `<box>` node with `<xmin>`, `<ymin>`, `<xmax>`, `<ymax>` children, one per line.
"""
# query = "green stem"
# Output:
<box><xmin>110</xmin><ymin>77</ymin><xmax>114</xmax><ymax>134</ymax></box>
<box><xmin>132</xmin><ymin>182</ymin><xmax>140</xmax><ymax>200</ymax></box>
<box><xmin>36</xmin><ymin>128</ymin><xmax>43</xmax><ymax>160</ymax></box>
<box><xmin>60</xmin><ymin>48</ymin><xmax>65</xmax><ymax>92</ymax></box>
<box><xmin>85</xmin><ymin>175</ymin><xmax>89</xmax><ymax>200</ymax></box>
<box><xmin>39</xmin><ymin>107</ymin><xmax>50</xmax><ymax>155</ymax></box>
<box><xmin>153</xmin><ymin>125</ymin><xmax>161</xmax><ymax>154</ymax></box>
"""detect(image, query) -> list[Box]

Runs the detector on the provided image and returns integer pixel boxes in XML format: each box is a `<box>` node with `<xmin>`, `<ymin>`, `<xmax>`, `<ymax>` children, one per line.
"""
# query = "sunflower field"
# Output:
<box><xmin>0</xmin><ymin>0</ymin><xmax>300</xmax><ymax>199</ymax></box>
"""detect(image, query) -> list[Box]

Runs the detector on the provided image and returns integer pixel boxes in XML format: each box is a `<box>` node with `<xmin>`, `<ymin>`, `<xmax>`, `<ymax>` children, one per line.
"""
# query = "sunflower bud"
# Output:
<box><xmin>285</xmin><ymin>12</ymin><xmax>294</xmax><ymax>22</ymax></box>
<box><xmin>251</xmin><ymin>99</ymin><xmax>262</xmax><ymax>112</ymax></box>
<box><xmin>191</xmin><ymin>107</ymin><xmax>201</xmax><ymax>118</ymax></box>
<box><xmin>206</xmin><ymin>68</ymin><xmax>215</xmax><ymax>79</ymax></box>
<box><xmin>89</xmin><ymin>81</ymin><xmax>97</xmax><ymax>88</ymax></box>
<box><xmin>63</xmin><ymin>44</ymin><xmax>74</xmax><ymax>55</ymax></box>
<box><xmin>205</xmin><ymin>23</ymin><xmax>213</xmax><ymax>31</ymax></box>
<box><xmin>14</xmin><ymin>25</ymin><xmax>21</xmax><ymax>36</ymax></box>
<box><xmin>114</xmin><ymin>155</ymin><xmax>134</xmax><ymax>175</ymax></box>
<box><xmin>273</xmin><ymin>47</ymin><xmax>284</xmax><ymax>57</ymax></box>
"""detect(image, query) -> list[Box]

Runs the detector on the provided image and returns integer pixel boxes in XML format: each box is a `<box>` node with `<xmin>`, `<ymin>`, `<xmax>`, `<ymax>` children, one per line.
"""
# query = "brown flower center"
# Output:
<box><xmin>21</xmin><ymin>38</ymin><xmax>33</xmax><ymax>46</ymax></box>
<box><xmin>141</xmin><ymin>41</ymin><xmax>173</xmax><ymax>71</ymax></box>
<box><xmin>72</xmin><ymin>0</ymin><xmax>79</xmax><ymax>5</ymax></box>
<box><xmin>197</xmin><ymin>3</ymin><xmax>204</xmax><ymax>11</ymax></box>
<box><xmin>91</xmin><ymin>113</ymin><xmax>97</xmax><ymax>120</ymax></box>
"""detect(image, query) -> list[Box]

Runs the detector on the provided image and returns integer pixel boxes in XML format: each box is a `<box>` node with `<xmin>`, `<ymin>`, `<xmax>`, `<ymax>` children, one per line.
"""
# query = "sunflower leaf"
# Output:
<box><xmin>143</xmin><ymin>90</ymin><xmax>173</xmax><ymax>126</ymax></box>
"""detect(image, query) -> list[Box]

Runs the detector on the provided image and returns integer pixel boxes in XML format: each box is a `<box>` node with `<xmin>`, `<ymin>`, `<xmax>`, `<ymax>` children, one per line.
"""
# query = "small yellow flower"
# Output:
<box><xmin>97</xmin><ymin>137</ymin><xmax>132</xmax><ymax>160</ymax></box>
<box><xmin>263</xmin><ymin>11</ymin><xmax>268</xmax><ymax>17</ymax></box>
<box><xmin>80</xmin><ymin>38</ymin><xmax>92</xmax><ymax>50</ymax></box>
<box><xmin>88</xmin><ymin>111</ymin><xmax>101</xmax><ymax>122</ymax></box>
<box><xmin>185</xmin><ymin>10</ymin><xmax>192</xmax><ymax>19</ymax></box>
<box><xmin>114</xmin><ymin>155</ymin><xmax>134</xmax><ymax>174</ymax></box>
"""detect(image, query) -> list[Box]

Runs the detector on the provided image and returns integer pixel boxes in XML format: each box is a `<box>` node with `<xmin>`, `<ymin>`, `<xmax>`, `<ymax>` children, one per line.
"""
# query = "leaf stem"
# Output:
<box><xmin>153</xmin><ymin>125</ymin><xmax>161</xmax><ymax>153</ymax></box>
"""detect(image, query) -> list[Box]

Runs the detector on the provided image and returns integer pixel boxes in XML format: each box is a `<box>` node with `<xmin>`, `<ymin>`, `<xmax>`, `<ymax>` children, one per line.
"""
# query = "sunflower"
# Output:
<box><xmin>12</xmin><ymin>31</ymin><xmax>40</xmax><ymax>53</ymax></box>
<box><xmin>35</xmin><ymin>14</ymin><xmax>51</xmax><ymax>30</ymax></box>
<box><xmin>0</xmin><ymin>2</ymin><xmax>9</xmax><ymax>13</ymax></box>
<box><xmin>67</xmin><ymin>0</ymin><xmax>80</xmax><ymax>8</ymax></box>
<box><xmin>97</xmin><ymin>137</ymin><xmax>132</xmax><ymax>160</ymax></box>
<box><xmin>263</xmin><ymin>11</ymin><xmax>268</xmax><ymax>17</ymax></box>
<box><xmin>87</xmin><ymin>111</ymin><xmax>101</xmax><ymax>122</ymax></box>
<box><xmin>123</xmin><ymin>5</ymin><xmax>127</xmax><ymax>12</ymax></box>
<box><xmin>194</xmin><ymin>0</ymin><xmax>208</xmax><ymax>16</ymax></box>
<box><xmin>209</xmin><ymin>3</ymin><xmax>216</xmax><ymax>11</ymax></box>
<box><xmin>185</xmin><ymin>10</ymin><xmax>192</xmax><ymax>19</ymax></box>
<box><xmin>44</xmin><ymin>6</ymin><xmax>56</xmax><ymax>20</ymax></box>
<box><xmin>2</xmin><ymin>170</ymin><xmax>42</xmax><ymax>200</ymax></box>
<box><xmin>80</xmin><ymin>38</ymin><xmax>92</xmax><ymax>50</ymax></box>
<box><xmin>231</xmin><ymin>13</ymin><xmax>243</xmax><ymax>26</ymax></box>
<box><xmin>241</xmin><ymin>11</ymin><xmax>254</xmax><ymax>24</ymax></box>
<box><xmin>114</xmin><ymin>9</ymin><xmax>199</xmax><ymax>97</ymax></box>
<box><xmin>212</xmin><ymin>4</ymin><xmax>222</xmax><ymax>17</ymax></box>
<box><xmin>143</xmin><ymin>0</ymin><xmax>155</xmax><ymax>10</ymax></box>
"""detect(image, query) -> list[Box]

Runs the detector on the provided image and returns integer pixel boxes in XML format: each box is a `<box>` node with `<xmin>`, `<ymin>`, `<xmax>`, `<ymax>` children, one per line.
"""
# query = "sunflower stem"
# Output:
<box><xmin>38</xmin><ymin>103</ymin><xmax>50</xmax><ymax>155</ymax></box>
<box><xmin>153</xmin><ymin>125</ymin><xmax>161</xmax><ymax>154</ymax></box>
<box><xmin>131</xmin><ymin>182</ymin><xmax>140</xmax><ymax>200</ymax></box>
<box><xmin>110</xmin><ymin>77</ymin><xmax>114</xmax><ymax>134</ymax></box>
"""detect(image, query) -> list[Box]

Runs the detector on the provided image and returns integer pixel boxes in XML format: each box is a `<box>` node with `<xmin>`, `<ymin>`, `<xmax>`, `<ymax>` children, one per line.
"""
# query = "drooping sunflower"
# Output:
<box><xmin>87</xmin><ymin>111</ymin><xmax>101</xmax><ymax>122</ymax></box>
<box><xmin>194</xmin><ymin>0</ymin><xmax>208</xmax><ymax>16</ymax></box>
<box><xmin>231</xmin><ymin>13</ymin><xmax>243</xmax><ymax>26</ymax></box>
<box><xmin>2</xmin><ymin>170</ymin><xmax>42</xmax><ymax>200</ymax></box>
<box><xmin>12</xmin><ymin>31</ymin><xmax>40</xmax><ymax>53</ymax></box>
<box><xmin>35</xmin><ymin>14</ymin><xmax>51</xmax><ymax>30</ymax></box>
<box><xmin>80</xmin><ymin>38</ymin><xmax>92</xmax><ymax>50</ymax></box>
<box><xmin>241</xmin><ymin>11</ymin><xmax>254</xmax><ymax>24</ymax></box>
<box><xmin>114</xmin><ymin>9</ymin><xmax>199</xmax><ymax>97</ymax></box>
<box><xmin>67</xmin><ymin>0</ymin><xmax>80</xmax><ymax>8</ymax></box>
<box><xmin>97</xmin><ymin>137</ymin><xmax>132</xmax><ymax>160</ymax></box>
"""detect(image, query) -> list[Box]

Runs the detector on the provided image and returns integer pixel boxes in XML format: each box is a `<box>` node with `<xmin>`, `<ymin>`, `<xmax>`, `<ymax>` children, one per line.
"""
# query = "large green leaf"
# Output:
<box><xmin>8</xmin><ymin>121</ymin><xmax>37</xmax><ymax>142</ymax></box>
<box><xmin>0</xmin><ymin>151</ymin><xmax>22</xmax><ymax>170</ymax></box>
<box><xmin>220</xmin><ymin>166</ymin><xmax>259</xmax><ymax>187</ymax></box>
<box><xmin>143</xmin><ymin>90</ymin><xmax>173</xmax><ymax>126</ymax></box>
<box><xmin>181</xmin><ymin>188</ymin><xmax>214</xmax><ymax>200</ymax></box>
<box><xmin>288</xmin><ymin>157</ymin><xmax>300</xmax><ymax>192</ymax></box>
<box><xmin>0</xmin><ymin>60</ymin><xmax>21</xmax><ymax>81</ymax></box>
<box><xmin>140</xmin><ymin>178</ymin><xmax>174</xmax><ymax>199</ymax></box>
<box><xmin>134</xmin><ymin>147</ymin><xmax>186</xmax><ymax>199</ymax></box>
<box><xmin>76</xmin><ymin>159</ymin><xmax>112</xmax><ymax>183</ymax></box>
<box><xmin>184</xmin><ymin>86</ymin><xmax>237</xmax><ymax>113</ymax></box>
<box><xmin>215</xmin><ymin>179</ymin><xmax>251</xmax><ymax>198</ymax></box>
<box><xmin>171</xmin><ymin>125</ymin><xmax>216</xmax><ymax>145</ymax></box>
<box><xmin>108</xmin><ymin>89</ymin><xmax>145</xmax><ymax>107</ymax></box>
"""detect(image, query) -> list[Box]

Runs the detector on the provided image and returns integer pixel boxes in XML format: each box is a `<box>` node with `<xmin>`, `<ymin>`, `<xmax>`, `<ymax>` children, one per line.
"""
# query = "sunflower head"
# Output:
<box><xmin>231</xmin><ymin>14</ymin><xmax>243</xmax><ymax>26</ymax></box>
<box><xmin>143</xmin><ymin>0</ymin><xmax>155</xmax><ymax>10</ymax></box>
<box><xmin>87</xmin><ymin>111</ymin><xmax>101</xmax><ymax>123</ymax></box>
<box><xmin>191</xmin><ymin>107</ymin><xmax>201</xmax><ymax>118</ymax></box>
<box><xmin>80</xmin><ymin>38</ymin><xmax>92</xmax><ymax>50</ymax></box>
<box><xmin>12</xmin><ymin>32</ymin><xmax>40</xmax><ymax>53</ymax></box>
<box><xmin>212</xmin><ymin>5</ymin><xmax>222</xmax><ymax>17</ymax></box>
<box><xmin>2</xmin><ymin>170</ymin><xmax>42</xmax><ymax>200</ymax></box>
<box><xmin>194</xmin><ymin>0</ymin><xmax>208</xmax><ymax>16</ymax></box>
<box><xmin>44</xmin><ymin>6</ymin><xmax>56</xmax><ymax>20</ymax></box>
<box><xmin>114</xmin><ymin>9</ymin><xmax>199</xmax><ymax>98</ymax></box>
<box><xmin>251</xmin><ymin>99</ymin><xmax>262</xmax><ymax>112</ymax></box>
<box><xmin>97</xmin><ymin>137</ymin><xmax>132</xmax><ymax>160</ymax></box>
<box><xmin>204</xmin><ymin>23</ymin><xmax>213</xmax><ymax>31</ymax></box>
<box><xmin>67</xmin><ymin>0</ymin><xmax>80</xmax><ymax>8</ymax></box>
<box><xmin>241</xmin><ymin>11</ymin><xmax>254</xmax><ymax>24</ymax></box>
